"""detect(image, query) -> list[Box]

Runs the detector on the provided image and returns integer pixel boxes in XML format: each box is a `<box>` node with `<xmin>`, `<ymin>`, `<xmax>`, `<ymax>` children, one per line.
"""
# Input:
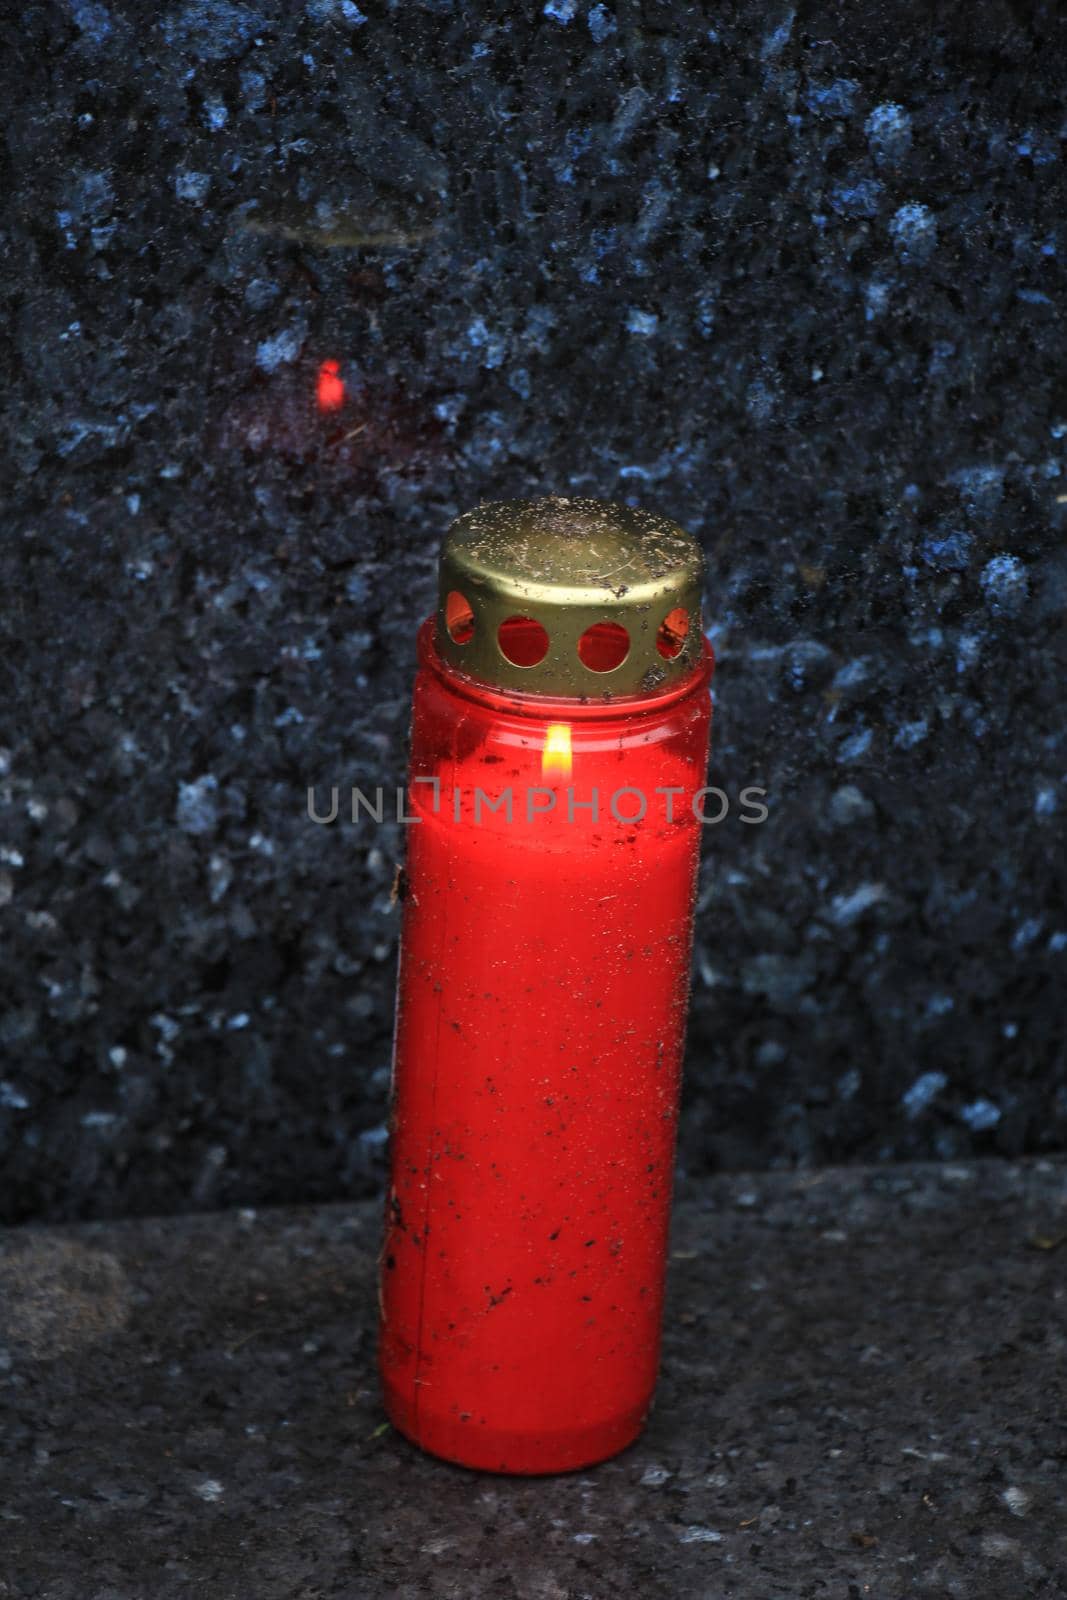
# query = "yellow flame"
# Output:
<box><xmin>541</xmin><ymin>723</ymin><xmax>572</xmax><ymax>782</ymax></box>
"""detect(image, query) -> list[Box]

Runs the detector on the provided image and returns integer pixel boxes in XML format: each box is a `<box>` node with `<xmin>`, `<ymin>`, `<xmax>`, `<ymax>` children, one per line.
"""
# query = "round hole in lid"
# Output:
<box><xmin>656</xmin><ymin>607</ymin><xmax>690</xmax><ymax>660</ymax></box>
<box><xmin>577</xmin><ymin>621</ymin><xmax>630</xmax><ymax>673</ymax></box>
<box><xmin>445</xmin><ymin>590</ymin><xmax>475</xmax><ymax>645</ymax></box>
<box><xmin>498</xmin><ymin>615</ymin><xmax>549</xmax><ymax>667</ymax></box>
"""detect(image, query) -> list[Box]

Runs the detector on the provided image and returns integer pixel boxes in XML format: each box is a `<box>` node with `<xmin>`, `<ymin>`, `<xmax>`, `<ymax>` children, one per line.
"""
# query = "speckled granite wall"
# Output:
<box><xmin>2</xmin><ymin>1</ymin><xmax>1064</xmax><ymax>1222</ymax></box>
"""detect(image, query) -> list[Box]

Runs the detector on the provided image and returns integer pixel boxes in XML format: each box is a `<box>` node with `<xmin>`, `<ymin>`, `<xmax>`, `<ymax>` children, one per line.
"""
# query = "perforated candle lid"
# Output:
<box><xmin>435</xmin><ymin>496</ymin><xmax>705</xmax><ymax>698</ymax></box>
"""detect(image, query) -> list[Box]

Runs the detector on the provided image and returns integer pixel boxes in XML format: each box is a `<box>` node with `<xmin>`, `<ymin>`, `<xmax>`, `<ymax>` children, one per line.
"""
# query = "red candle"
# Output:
<box><xmin>379</xmin><ymin>499</ymin><xmax>713</xmax><ymax>1474</ymax></box>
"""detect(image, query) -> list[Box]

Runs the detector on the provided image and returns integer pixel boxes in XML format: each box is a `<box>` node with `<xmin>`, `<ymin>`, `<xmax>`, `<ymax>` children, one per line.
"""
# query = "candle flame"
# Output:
<box><xmin>542</xmin><ymin>723</ymin><xmax>572</xmax><ymax>782</ymax></box>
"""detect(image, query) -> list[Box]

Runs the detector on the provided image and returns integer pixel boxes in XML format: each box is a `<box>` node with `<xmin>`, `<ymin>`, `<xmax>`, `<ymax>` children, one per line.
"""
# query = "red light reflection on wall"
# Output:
<box><xmin>316</xmin><ymin>358</ymin><xmax>345</xmax><ymax>412</ymax></box>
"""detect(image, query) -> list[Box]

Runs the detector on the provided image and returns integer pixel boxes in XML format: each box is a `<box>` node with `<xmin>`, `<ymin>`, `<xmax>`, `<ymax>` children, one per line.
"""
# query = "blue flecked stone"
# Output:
<box><xmin>587</xmin><ymin>3</ymin><xmax>616</xmax><ymax>42</ymax></box>
<box><xmin>255</xmin><ymin>326</ymin><xmax>306</xmax><ymax>372</ymax></box>
<box><xmin>174</xmin><ymin>169</ymin><xmax>212</xmax><ymax>203</ymax></box>
<box><xmin>902</xmin><ymin>1072</ymin><xmax>948</xmax><ymax>1117</ymax></box>
<box><xmin>959</xmin><ymin>1097</ymin><xmax>1001</xmax><ymax>1131</ymax></box>
<box><xmin>805</xmin><ymin>79</ymin><xmax>861</xmax><ymax>119</ymax></box>
<box><xmin>865</xmin><ymin>102</ymin><xmax>913</xmax><ymax>164</ymax></box>
<box><xmin>161</xmin><ymin>1</ymin><xmax>266</xmax><ymax>60</ymax></box>
<box><xmin>980</xmin><ymin>554</ymin><xmax>1029</xmax><ymax>614</ymax></box>
<box><xmin>829</xmin><ymin>177</ymin><xmax>883</xmax><ymax>218</ymax></box>
<box><xmin>920</xmin><ymin>529</ymin><xmax>973</xmax><ymax>570</ymax></box>
<box><xmin>68</xmin><ymin>0</ymin><xmax>113</xmax><ymax>45</ymax></box>
<box><xmin>889</xmin><ymin>202</ymin><xmax>938</xmax><ymax>264</ymax></box>
<box><xmin>2</xmin><ymin>0</ymin><xmax>1064</xmax><ymax>1225</ymax></box>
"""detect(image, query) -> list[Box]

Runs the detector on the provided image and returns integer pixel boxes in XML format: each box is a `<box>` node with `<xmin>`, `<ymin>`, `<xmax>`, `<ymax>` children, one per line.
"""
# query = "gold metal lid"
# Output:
<box><xmin>434</xmin><ymin>497</ymin><xmax>705</xmax><ymax>699</ymax></box>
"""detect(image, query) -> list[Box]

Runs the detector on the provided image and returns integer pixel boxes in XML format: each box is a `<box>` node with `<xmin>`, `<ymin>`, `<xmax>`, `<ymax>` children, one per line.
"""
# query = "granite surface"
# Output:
<box><xmin>1</xmin><ymin>1160</ymin><xmax>1065</xmax><ymax>1598</ymax></box>
<box><xmin>2</xmin><ymin>3</ymin><xmax>1067</xmax><ymax>1222</ymax></box>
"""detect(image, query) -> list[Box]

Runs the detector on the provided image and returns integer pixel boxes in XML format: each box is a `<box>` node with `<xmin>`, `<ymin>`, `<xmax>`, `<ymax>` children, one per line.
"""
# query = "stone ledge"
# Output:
<box><xmin>1</xmin><ymin>1160</ymin><xmax>1064</xmax><ymax>1599</ymax></box>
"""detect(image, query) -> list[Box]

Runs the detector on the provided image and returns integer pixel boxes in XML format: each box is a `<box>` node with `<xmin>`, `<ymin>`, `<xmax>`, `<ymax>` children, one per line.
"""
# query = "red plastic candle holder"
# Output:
<box><xmin>379</xmin><ymin>498</ymin><xmax>713</xmax><ymax>1474</ymax></box>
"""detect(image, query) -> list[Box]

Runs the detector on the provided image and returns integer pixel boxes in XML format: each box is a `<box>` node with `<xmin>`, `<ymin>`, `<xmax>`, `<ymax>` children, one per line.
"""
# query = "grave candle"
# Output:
<box><xmin>379</xmin><ymin>498</ymin><xmax>713</xmax><ymax>1474</ymax></box>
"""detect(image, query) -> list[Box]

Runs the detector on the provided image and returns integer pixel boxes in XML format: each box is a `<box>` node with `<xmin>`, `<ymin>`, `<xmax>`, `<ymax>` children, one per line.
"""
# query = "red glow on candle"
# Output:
<box><xmin>316</xmin><ymin>358</ymin><xmax>345</xmax><ymax>412</ymax></box>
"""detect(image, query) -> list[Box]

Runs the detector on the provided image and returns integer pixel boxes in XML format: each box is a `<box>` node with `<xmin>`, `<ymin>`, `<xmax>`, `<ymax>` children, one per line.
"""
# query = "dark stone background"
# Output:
<box><xmin>1</xmin><ymin>1</ymin><xmax>1064</xmax><ymax>1224</ymax></box>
